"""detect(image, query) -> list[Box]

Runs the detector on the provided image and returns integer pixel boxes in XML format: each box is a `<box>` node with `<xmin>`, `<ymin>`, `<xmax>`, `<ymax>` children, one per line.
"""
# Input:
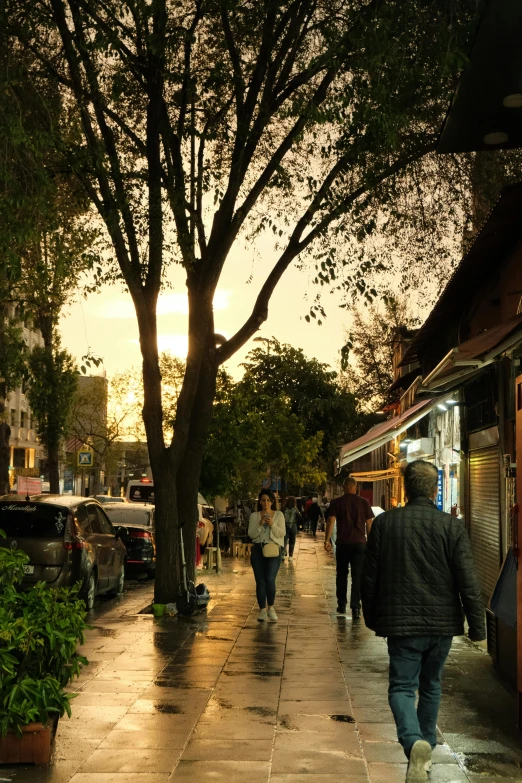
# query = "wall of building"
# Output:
<box><xmin>468</xmin><ymin>241</ymin><xmax>522</xmax><ymax>337</ymax></box>
<box><xmin>6</xmin><ymin>313</ymin><xmax>45</xmax><ymax>486</ymax></box>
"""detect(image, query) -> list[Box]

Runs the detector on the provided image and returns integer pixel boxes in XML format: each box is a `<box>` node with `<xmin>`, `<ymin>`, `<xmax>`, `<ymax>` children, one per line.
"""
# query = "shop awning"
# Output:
<box><xmin>387</xmin><ymin>370</ymin><xmax>421</xmax><ymax>394</ymax></box>
<box><xmin>350</xmin><ymin>468</ymin><xmax>400</xmax><ymax>482</ymax></box>
<box><xmin>421</xmin><ymin>315</ymin><xmax>522</xmax><ymax>391</ymax></box>
<box><xmin>339</xmin><ymin>395</ymin><xmax>451</xmax><ymax>469</ymax></box>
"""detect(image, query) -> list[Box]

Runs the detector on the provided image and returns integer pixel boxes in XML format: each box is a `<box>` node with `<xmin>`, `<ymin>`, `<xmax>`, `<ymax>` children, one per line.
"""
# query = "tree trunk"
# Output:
<box><xmin>152</xmin><ymin>459</ymin><xmax>181</xmax><ymax>604</ymax></box>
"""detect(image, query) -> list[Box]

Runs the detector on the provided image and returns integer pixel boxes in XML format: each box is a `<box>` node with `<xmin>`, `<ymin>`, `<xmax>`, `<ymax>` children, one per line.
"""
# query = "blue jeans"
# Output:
<box><xmin>387</xmin><ymin>636</ymin><xmax>452</xmax><ymax>757</ymax></box>
<box><xmin>251</xmin><ymin>544</ymin><xmax>281</xmax><ymax>608</ymax></box>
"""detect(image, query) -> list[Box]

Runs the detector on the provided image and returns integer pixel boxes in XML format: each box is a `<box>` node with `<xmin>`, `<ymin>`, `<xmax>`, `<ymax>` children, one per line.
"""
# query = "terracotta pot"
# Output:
<box><xmin>0</xmin><ymin>720</ymin><xmax>55</xmax><ymax>765</ymax></box>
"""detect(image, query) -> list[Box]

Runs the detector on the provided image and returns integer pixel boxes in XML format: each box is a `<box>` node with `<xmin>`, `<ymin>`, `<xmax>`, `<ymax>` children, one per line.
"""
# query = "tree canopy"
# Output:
<box><xmin>240</xmin><ymin>337</ymin><xmax>366</xmax><ymax>475</ymax></box>
<box><xmin>341</xmin><ymin>298</ymin><xmax>418</xmax><ymax>411</ymax></box>
<box><xmin>200</xmin><ymin>370</ymin><xmax>326</xmax><ymax>502</ymax></box>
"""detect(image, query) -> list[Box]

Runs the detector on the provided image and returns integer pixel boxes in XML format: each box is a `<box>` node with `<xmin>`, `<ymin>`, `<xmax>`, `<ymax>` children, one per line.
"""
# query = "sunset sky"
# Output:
<box><xmin>60</xmin><ymin>241</ymin><xmax>356</xmax><ymax>380</ymax></box>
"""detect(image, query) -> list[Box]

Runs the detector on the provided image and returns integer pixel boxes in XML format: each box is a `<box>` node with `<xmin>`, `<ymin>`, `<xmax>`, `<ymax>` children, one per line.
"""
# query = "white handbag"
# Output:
<box><xmin>262</xmin><ymin>541</ymin><xmax>280</xmax><ymax>558</ymax></box>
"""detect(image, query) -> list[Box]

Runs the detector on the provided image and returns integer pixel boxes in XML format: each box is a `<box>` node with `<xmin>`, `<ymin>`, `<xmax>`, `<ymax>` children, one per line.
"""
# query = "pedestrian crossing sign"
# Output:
<box><xmin>77</xmin><ymin>449</ymin><xmax>93</xmax><ymax>467</ymax></box>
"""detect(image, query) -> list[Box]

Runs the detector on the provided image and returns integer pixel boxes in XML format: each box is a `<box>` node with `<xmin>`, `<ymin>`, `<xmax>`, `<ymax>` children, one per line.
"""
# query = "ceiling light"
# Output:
<box><xmin>503</xmin><ymin>94</ymin><xmax>522</xmax><ymax>108</ymax></box>
<box><xmin>484</xmin><ymin>132</ymin><xmax>509</xmax><ymax>145</ymax></box>
<box><xmin>437</xmin><ymin>404</ymin><xmax>448</xmax><ymax>411</ymax></box>
<box><xmin>446</xmin><ymin>399</ymin><xmax>457</xmax><ymax>404</ymax></box>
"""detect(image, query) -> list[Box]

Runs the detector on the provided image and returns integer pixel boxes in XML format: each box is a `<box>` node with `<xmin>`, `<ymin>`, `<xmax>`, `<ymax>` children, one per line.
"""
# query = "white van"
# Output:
<box><xmin>126</xmin><ymin>480</ymin><xmax>211</xmax><ymax>517</ymax></box>
<box><xmin>126</xmin><ymin>479</ymin><xmax>155</xmax><ymax>504</ymax></box>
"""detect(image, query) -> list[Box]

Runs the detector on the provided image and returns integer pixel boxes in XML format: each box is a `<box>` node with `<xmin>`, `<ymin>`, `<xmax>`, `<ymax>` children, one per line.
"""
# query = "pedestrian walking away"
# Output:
<box><xmin>361</xmin><ymin>460</ymin><xmax>485</xmax><ymax>783</ymax></box>
<box><xmin>283</xmin><ymin>496</ymin><xmax>301</xmax><ymax>560</ymax></box>
<box><xmin>248</xmin><ymin>489</ymin><xmax>285</xmax><ymax>622</ymax></box>
<box><xmin>324</xmin><ymin>476</ymin><xmax>373</xmax><ymax>618</ymax></box>
<box><xmin>307</xmin><ymin>497</ymin><xmax>323</xmax><ymax>537</ymax></box>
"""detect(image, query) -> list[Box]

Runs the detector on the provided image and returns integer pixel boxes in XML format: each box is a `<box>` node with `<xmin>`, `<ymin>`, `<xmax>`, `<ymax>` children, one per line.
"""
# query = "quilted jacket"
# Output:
<box><xmin>361</xmin><ymin>496</ymin><xmax>486</xmax><ymax>639</ymax></box>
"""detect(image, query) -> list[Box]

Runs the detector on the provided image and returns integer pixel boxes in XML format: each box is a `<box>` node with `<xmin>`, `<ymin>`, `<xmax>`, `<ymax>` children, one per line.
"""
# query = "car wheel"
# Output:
<box><xmin>83</xmin><ymin>572</ymin><xmax>96</xmax><ymax>611</ymax></box>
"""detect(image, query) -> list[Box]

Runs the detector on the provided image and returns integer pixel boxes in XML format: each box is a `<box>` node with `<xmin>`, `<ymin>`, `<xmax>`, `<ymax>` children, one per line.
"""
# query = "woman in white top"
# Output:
<box><xmin>248</xmin><ymin>489</ymin><xmax>285</xmax><ymax>622</ymax></box>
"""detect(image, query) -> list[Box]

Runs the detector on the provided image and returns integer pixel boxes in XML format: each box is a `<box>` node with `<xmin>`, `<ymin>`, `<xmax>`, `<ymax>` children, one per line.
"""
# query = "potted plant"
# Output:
<box><xmin>0</xmin><ymin>530</ymin><xmax>89</xmax><ymax>764</ymax></box>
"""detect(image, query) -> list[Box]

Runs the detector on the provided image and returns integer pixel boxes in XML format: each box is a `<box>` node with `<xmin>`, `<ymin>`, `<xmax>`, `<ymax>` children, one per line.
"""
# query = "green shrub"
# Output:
<box><xmin>0</xmin><ymin>530</ymin><xmax>89</xmax><ymax>737</ymax></box>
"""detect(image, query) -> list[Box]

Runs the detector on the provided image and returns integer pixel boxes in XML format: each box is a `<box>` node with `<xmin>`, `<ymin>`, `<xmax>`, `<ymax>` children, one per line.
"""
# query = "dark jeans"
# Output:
<box><xmin>335</xmin><ymin>542</ymin><xmax>366</xmax><ymax>608</ymax></box>
<box><xmin>251</xmin><ymin>543</ymin><xmax>281</xmax><ymax>608</ymax></box>
<box><xmin>387</xmin><ymin>636</ymin><xmax>453</xmax><ymax>757</ymax></box>
<box><xmin>284</xmin><ymin>525</ymin><xmax>297</xmax><ymax>556</ymax></box>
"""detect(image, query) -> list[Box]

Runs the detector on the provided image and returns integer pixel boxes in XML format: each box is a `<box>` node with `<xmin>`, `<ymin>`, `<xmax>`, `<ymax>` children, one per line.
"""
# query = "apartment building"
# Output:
<box><xmin>6</xmin><ymin>310</ymin><xmax>45</xmax><ymax>484</ymax></box>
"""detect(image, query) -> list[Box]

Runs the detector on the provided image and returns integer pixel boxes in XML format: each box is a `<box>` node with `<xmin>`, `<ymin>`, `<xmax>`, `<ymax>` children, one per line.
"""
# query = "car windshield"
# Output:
<box><xmin>0</xmin><ymin>502</ymin><xmax>69</xmax><ymax>538</ymax></box>
<box><xmin>128</xmin><ymin>485</ymin><xmax>155</xmax><ymax>503</ymax></box>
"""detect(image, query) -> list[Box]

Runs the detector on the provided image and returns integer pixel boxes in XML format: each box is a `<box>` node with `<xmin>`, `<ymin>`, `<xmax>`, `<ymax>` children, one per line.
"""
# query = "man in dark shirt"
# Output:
<box><xmin>325</xmin><ymin>476</ymin><xmax>373</xmax><ymax>618</ymax></box>
<box><xmin>307</xmin><ymin>497</ymin><xmax>324</xmax><ymax>538</ymax></box>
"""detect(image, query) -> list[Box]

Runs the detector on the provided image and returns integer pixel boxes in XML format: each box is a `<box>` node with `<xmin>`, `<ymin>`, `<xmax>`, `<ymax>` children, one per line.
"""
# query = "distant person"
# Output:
<box><xmin>248</xmin><ymin>489</ymin><xmax>285</xmax><ymax>622</ymax></box>
<box><xmin>324</xmin><ymin>477</ymin><xmax>373</xmax><ymax>618</ymax></box>
<box><xmin>390</xmin><ymin>496</ymin><xmax>399</xmax><ymax>509</ymax></box>
<box><xmin>283</xmin><ymin>496</ymin><xmax>302</xmax><ymax>561</ymax></box>
<box><xmin>361</xmin><ymin>460</ymin><xmax>485</xmax><ymax>783</ymax></box>
<box><xmin>308</xmin><ymin>497</ymin><xmax>324</xmax><ymax>538</ymax></box>
<box><xmin>303</xmin><ymin>495</ymin><xmax>313</xmax><ymax>532</ymax></box>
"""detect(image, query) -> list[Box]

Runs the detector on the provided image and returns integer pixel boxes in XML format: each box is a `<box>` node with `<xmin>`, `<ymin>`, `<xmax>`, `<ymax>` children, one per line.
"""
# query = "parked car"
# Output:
<box><xmin>0</xmin><ymin>495</ymin><xmax>127</xmax><ymax>610</ymax></box>
<box><xmin>94</xmin><ymin>495</ymin><xmax>125</xmax><ymax>504</ymax></box>
<box><xmin>103</xmin><ymin>502</ymin><xmax>155</xmax><ymax>578</ymax></box>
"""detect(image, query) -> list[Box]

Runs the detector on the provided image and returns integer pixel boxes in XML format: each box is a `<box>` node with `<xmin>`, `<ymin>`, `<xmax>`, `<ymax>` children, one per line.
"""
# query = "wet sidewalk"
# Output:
<box><xmin>3</xmin><ymin>533</ymin><xmax>522</xmax><ymax>783</ymax></box>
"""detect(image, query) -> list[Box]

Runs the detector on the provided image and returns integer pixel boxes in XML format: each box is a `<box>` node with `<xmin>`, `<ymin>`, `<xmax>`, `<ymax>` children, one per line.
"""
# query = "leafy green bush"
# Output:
<box><xmin>0</xmin><ymin>530</ymin><xmax>89</xmax><ymax>737</ymax></box>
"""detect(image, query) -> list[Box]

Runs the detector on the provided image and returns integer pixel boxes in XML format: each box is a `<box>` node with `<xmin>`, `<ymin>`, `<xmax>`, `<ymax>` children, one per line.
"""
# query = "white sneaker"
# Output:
<box><xmin>267</xmin><ymin>606</ymin><xmax>278</xmax><ymax>622</ymax></box>
<box><xmin>406</xmin><ymin>740</ymin><xmax>431</xmax><ymax>782</ymax></box>
<box><xmin>257</xmin><ymin>608</ymin><xmax>267</xmax><ymax>622</ymax></box>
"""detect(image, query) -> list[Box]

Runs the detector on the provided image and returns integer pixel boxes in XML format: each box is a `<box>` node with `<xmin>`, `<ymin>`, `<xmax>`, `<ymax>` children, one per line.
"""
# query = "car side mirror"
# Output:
<box><xmin>115</xmin><ymin>526</ymin><xmax>124</xmax><ymax>538</ymax></box>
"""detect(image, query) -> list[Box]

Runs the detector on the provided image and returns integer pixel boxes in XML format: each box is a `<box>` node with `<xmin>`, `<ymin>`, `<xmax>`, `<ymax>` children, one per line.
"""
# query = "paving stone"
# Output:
<box><xmin>69</xmin><ymin>775</ymin><xmax>171</xmax><ymax>783</ymax></box>
<box><xmin>270</xmin><ymin>777</ymin><xmax>368</xmax><ymax>783</ymax></box>
<box><xmin>362</xmin><ymin>741</ymin><xmax>406</xmax><ymax>763</ymax></box>
<box><xmin>182</xmin><ymin>739</ymin><xmax>273</xmax><ymax>761</ymax></box>
<box><xmin>271</xmin><ymin>749</ymin><xmax>367</xmax><ymax>775</ymax></box>
<box><xmin>2</xmin><ymin>760</ymin><xmax>84</xmax><ymax>783</ymax></box>
<box><xmin>274</xmin><ymin>729</ymin><xmax>361</xmax><ymax>755</ymax></box>
<box><xmin>98</xmin><ymin>730</ymin><xmax>189</xmax><ymax>749</ymax></box>
<box><xmin>78</xmin><ymin>748</ymin><xmax>181</xmax><ymax>773</ymax></box>
<box><xmin>169</xmin><ymin>760</ymin><xmax>270</xmax><ymax>782</ymax></box>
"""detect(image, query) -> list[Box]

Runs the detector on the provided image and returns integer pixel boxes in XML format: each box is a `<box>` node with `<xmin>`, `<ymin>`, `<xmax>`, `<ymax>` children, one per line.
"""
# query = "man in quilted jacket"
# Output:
<box><xmin>361</xmin><ymin>460</ymin><xmax>485</xmax><ymax>783</ymax></box>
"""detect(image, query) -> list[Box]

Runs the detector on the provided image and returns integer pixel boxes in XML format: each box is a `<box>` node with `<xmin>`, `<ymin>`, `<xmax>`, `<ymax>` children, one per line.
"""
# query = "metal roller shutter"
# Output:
<box><xmin>469</xmin><ymin>447</ymin><xmax>501</xmax><ymax>603</ymax></box>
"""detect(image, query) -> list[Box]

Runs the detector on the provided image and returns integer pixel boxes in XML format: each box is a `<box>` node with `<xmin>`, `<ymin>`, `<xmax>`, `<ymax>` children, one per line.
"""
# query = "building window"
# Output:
<box><xmin>10</xmin><ymin>409</ymin><xmax>16</xmax><ymax>427</ymax></box>
<box><xmin>13</xmin><ymin>449</ymin><xmax>26</xmax><ymax>468</ymax></box>
<box><xmin>20</xmin><ymin>411</ymin><xmax>27</xmax><ymax>428</ymax></box>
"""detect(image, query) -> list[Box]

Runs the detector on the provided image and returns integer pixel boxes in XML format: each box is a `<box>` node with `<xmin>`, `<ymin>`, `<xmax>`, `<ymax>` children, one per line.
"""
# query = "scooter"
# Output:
<box><xmin>176</xmin><ymin>526</ymin><xmax>210</xmax><ymax>615</ymax></box>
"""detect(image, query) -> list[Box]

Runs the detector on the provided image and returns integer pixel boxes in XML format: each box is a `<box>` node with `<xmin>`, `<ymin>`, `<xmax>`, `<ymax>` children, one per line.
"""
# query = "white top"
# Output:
<box><xmin>248</xmin><ymin>510</ymin><xmax>286</xmax><ymax>547</ymax></box>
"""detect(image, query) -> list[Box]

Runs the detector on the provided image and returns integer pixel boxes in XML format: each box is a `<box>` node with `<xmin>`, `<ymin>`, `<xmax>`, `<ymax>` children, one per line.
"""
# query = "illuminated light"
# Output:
<box><xmin>503</xmin><ymin>94</ymin><xmax>522</xmax><ymax>108</ymax></box>
<box><xmin>438</xmin><ymin>404</ymin><xmax>448</xmax><ymax>411</ymax></box>
<box><xmin>483</xmin><ymin>132</ymin><xmax>508</xmax><ymax>145</ymax></box>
